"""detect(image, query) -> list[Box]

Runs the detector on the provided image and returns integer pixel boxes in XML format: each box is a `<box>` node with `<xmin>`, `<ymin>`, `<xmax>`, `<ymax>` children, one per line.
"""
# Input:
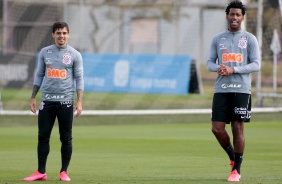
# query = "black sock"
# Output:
<box><xmin>233</xmin><ymin>152</ymin><xmax>243</xmax><ymax>174</ymax></box>
<box><xmin>223</xmin><ymin>144</ymin><xmax>235</xmax><ymax>161</ymax></box>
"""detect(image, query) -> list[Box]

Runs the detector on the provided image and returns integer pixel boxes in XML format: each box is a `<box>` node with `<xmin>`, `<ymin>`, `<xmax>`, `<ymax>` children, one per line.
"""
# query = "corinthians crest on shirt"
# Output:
<box><xmin>62</xmin><ymin>55</ymin><xmax>72</xmax><ymax>65</ymax></box>
<box><xmin>238</xmin><ymin>39</ymin><xmax>247</xmax><ymax>49</ymax></box>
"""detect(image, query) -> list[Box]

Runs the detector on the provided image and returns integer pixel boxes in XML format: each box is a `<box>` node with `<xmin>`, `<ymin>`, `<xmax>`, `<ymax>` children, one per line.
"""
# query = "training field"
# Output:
<box><xmin>0</xmin><ymin>114</ymin><xmax>281</xmax><ymax>184</ymax></box>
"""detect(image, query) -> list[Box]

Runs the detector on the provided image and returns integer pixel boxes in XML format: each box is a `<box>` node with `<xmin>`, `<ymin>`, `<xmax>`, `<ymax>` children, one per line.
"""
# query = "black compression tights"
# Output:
<box><xmin>37</xmin><ymin>101</ymin><xmax>73</xmax><ymax>173</ymax></box>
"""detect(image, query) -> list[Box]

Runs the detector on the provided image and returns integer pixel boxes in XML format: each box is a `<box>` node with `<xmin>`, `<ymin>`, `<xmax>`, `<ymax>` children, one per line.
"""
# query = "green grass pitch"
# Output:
<box><xmin>0</xmin><ymin>115</ymin><xmax>281</xmax><ymax>184</ymax></box>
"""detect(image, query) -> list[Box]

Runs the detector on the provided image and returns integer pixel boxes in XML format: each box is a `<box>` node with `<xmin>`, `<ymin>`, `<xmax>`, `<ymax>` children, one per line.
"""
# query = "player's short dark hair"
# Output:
<box><xmin>52</xmin><ymin>22</ymin><xmax>69</xmax><ymax>33</ymax></box>
<box><xmin>225</xmin><ymin>1</ymin><xmax>246</xmax><ymax>16</ymax></box>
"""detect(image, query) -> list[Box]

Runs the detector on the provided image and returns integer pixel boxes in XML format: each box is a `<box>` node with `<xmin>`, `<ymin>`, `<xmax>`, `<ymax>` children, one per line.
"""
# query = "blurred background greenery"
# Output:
<box><xmin>1</xmin><ymin>62</ymin><xmax>281</xmax><ymax>111</ymax></box>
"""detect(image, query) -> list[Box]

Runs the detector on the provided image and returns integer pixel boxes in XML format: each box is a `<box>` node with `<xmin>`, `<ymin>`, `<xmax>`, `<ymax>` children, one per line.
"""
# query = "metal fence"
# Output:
<box><xmin>0</xmin><ymin>0</ymin><xmax>281</xmax><ymax>91</ymax></box>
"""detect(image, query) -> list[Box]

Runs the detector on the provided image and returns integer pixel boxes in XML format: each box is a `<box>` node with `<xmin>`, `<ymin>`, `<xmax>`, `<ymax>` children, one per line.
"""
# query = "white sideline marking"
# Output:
<box><xmin>0</xmin><ymin>108</ymin><xmax>282</xmax><ymax>115</ymax></box>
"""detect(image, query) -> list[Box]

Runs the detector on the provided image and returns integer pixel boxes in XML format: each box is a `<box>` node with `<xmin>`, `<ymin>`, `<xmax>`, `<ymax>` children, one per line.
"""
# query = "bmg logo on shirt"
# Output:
<box><xmin>222</xmin><ymin>53</ymin><xmax>243</xmax><ymax>63</ymax></box>
<box><xmin>47</xmin><ymin>68</ymin><xmax>66</xmax><ymax>79</ymax></box>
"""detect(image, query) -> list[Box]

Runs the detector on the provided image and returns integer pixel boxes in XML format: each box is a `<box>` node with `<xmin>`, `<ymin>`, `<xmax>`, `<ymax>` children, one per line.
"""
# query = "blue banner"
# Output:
<box><xmin>82</xmin><ymin>54</ymin><xmax>192</xmax><ymax>94</ymax></box>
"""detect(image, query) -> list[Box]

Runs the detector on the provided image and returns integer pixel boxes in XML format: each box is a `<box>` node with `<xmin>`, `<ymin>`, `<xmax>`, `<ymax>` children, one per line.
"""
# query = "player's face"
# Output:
<box><xmin>52</xmin><ymin>27</ymin><xmax>69</xmax><ymax>47</ymax></box>
<box><xmin>226</xmin><ymin>8</ymin><xmax>244</xmax><ymax>32</ymax></box>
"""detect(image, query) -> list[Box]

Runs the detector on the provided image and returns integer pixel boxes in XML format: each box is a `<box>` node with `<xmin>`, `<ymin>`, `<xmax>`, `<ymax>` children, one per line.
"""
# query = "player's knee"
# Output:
<box><xmin>38</xmin><ymin>135</ymin><xmax>50</xmax><ymax>144</ymax></box>
<box><xmin>211</xmin><ymin>126</ymin><xmax>218</xmax><ymax>134</ymax></box>
<box><xmin>60</xmin><ymin>135</ymin><xmax>72</xmax><ymax>145</ymax></box>
<box><xmin>211</xmin><ymin>126</ymin><xmax>224</xmax><ymax>135</ymax></box>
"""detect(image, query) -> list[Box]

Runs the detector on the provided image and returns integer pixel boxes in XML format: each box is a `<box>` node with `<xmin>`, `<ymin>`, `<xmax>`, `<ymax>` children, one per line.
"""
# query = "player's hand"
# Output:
<box><xmin>30</xmin><ymin>98</ymin><xmax>37</xmax><ymax>114</ymax></box>
<box><xmin>218</xmin><ymin>64</ymin><xmax>234</xmax><ymax>76</ymax></box>
<box><xmin>74</xmin><ymin>100</ymin><xmax>82</xmax><ymax>117</ymax></box>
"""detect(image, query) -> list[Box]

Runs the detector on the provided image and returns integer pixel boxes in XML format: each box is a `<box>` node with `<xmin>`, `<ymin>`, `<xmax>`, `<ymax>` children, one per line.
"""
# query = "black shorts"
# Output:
<box><xmin>211</xmin><ymin>93</ymin><xmax>251</xmax><ymax>124</ymax></box>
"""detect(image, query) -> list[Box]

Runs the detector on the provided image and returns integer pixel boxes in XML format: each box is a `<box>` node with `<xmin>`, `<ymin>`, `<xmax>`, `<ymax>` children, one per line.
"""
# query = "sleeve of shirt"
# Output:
<box><xmin>33</xmin><ymin>49</ymin><xmax>45</xmax><ymax>87</ymax></box>
<box><xmin>233</xmin><ymin>34</ymin><xmax>261</xmax><ymax>74</ymax></box>
<box><xmin>207</xmin><ymin>36</ymin><xmax>220</xmax><ymax>72</ymax></box>
<box><xmin>74</xmin><ymin>52</ymin><xmax>84</xmax><ymax>90</ymax></box>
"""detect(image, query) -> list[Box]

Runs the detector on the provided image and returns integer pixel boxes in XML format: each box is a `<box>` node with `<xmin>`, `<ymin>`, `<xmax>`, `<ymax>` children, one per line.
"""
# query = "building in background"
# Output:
<box><xmin>0</xmin><ymin>0</ymin><xmax>280</xmax><ymax>91</ymax></box>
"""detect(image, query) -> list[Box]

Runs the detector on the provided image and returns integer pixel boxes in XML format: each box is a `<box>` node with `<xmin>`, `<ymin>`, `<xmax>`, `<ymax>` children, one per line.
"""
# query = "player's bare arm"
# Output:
<box><xmin>74</xmin><ymin>89</ymin><xmax>83</xmax><ymax>117</ymax></box>
<box><xmin>77</xmin><ymin>89</ymin><xmax>83</xmax><ymax>102</ymax></box>
<box><xmin>30</xmin><ymin>85</ymin><xmax>40</xmax><ymax>113</ymax></box>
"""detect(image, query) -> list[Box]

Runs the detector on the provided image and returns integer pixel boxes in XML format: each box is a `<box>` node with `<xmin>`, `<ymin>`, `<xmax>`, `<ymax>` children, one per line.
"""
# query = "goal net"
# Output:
<box><xmin>247</xmin><ymin>0</ymin><xmax>282</xmax><ymax>107</ymax></box>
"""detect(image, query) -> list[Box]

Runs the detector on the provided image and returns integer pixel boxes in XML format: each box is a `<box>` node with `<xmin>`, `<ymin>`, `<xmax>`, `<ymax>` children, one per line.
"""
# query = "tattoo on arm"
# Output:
<box><xmin>77</xmin><ymin>89</ymin><xmax>83</xmax><ymax>102</ymax></box>
<box><xmin>31</xmin><ymin>85</ymin><xmax>40</xmax><ymax>99</ymax></box>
